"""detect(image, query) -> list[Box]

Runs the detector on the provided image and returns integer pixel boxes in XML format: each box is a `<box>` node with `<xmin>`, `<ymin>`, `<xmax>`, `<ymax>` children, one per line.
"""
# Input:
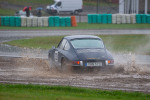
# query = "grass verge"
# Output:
<box><xmin>4</xmin><ymin>34</ymin><xmax>150</xmax><ymax>55</ymax></box>
<box><xmin>0</xmin><ymin>23</ymin><xmax>150</xmax><ymax>30</ymax></box>
<box><xmin>0</xmin><ymin>84</ymin><xmax>150</xmax><ymax>100</ymax></box>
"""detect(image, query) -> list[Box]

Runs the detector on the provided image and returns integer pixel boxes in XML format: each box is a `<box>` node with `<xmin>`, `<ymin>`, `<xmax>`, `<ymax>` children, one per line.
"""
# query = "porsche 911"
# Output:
<box><xmin>48</xmin><ymin>35</ymin><xmax>114</xmax><ymax>71</ymax></box>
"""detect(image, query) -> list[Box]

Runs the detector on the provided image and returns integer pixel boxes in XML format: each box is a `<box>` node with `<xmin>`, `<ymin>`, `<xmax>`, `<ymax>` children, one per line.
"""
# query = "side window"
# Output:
<box><xmin>64</xmin><ymin>41</ymin><xmax>70</xmax><ymax>51</ymax></box>
<box><xmin>58</xmin><ymin>39</ymin><xmax>67</xmax><ymax>50</ymax></box>
<box><xmin>56</xmin><ymin>1</ymin><xmax>62</xmax><ymax>7</ymax></box>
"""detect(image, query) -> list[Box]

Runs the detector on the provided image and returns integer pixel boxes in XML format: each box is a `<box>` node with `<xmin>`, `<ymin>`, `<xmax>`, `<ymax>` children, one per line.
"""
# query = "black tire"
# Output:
<box><xmin>74</xmin><ymin>10</ymin><xmax>79</xmax><ymax>15</ymax></box>
<box><xmin>61</xmin><ymin>58</ymin><xmax>72</xmax><ymax>73</ymax></box>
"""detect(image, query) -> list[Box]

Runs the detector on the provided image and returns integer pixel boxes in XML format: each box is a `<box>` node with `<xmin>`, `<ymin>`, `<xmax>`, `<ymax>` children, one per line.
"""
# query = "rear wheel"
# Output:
<box><xmin>74</xmin><ymin>10</ymin><xmax>79</xmax><ymax>15</ymax></box>
<box><xmin>61</xmin><ymin>58</ymin><xmax>72</xmax><ymax>73</ymax></box>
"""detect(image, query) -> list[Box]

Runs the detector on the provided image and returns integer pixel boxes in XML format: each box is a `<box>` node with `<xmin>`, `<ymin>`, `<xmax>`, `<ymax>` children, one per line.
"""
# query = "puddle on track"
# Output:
<box><xmin>0</xmin><ymin>54</ymin><xmax>150</xmax><ymax>93</ymax></box>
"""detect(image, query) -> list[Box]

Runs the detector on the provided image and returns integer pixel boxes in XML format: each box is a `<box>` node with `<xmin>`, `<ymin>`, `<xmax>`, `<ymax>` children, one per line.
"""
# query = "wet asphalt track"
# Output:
<box><xmin>0</xmin><ymin>30</ymin><xmax>150</xmax><ymax>93</ymax></box>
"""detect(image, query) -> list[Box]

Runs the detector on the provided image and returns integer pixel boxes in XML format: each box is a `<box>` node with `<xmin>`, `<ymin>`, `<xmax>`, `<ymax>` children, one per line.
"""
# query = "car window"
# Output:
<box><xmin>58</xmin><ymin>39</ymin><xmax>67</xmax><ymax>50</ymax></box>
<box><xmin>56</xmin><ymin>1</ymin><xmax>62</xmax><ymax>7</ymax></box>
<box><xmin>64</xmin><ymin>41</ymin><xmax>70</xmax><ymax>51</ymax></box>
<box><xmin>70</xmin><ymin>39</ymin><xmax>104</xmax><ymax>49</ymax></box>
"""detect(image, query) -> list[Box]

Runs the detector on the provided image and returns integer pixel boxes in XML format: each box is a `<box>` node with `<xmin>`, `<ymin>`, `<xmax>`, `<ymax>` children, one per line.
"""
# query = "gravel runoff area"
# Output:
<box><xmin>0</xmin><ymin>30</ymin><xmax>150</xmax><ymax>93</ymax></box>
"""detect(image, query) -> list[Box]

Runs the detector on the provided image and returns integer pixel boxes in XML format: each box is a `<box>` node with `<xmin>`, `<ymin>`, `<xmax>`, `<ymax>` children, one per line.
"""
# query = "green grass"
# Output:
<box><xmin>0</xmin><ymin>23</ymin><xmax>150</xmax><ymax>30</ymax></box>
<box><xmin>0</xmin><ymin>84</ymin><xmax>150</xmax><ymax>100</ymax></box>
<box><xmin>4</xmin><ymin>35</ymin><xmax>150</xmax><ymax>55</ymax></box>
<box><xmin>0</xmin><ymin>8</ymin><xmax>15</xmax><ymax>16</ymax></box>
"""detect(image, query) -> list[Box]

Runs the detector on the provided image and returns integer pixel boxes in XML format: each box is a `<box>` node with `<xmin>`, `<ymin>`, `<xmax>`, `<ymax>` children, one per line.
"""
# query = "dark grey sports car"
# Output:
<box><xmin>48</xmin><ymin>35</ymin><xmax>114</xmax><ymax>71</ymax></box>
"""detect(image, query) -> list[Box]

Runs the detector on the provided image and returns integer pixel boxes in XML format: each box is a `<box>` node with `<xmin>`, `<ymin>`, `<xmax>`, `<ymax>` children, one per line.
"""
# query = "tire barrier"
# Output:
<box><xmin>21</xmin><ymin>17</ymin><xmax>27</xmax><ymax>27</ymax></box>
<box><xmin>9</xmin><ymin>16</ymin><xmax>15</xmax><ymax>27</ymax></box>
<box><xmin>4</xmin><ymin>16</ymin><xmax>10</xmax><ymax>26</ymax></box>
<box><xmin>0</xmin><ymin>16</ymin><xmax>74</xmax><ymax>27</ymax></box>
<box><xmin>116</xmin><ymin>14</ymin><xmax>121</xmax><ymax>24</ymax></box>
<box><xmin>16</xmin><ymin>17</ymin><xmax>21</xmax><ymax>27</ymax></box>
<box><xmin>38</xmin><ymin>17</ymin><xmax>43</xmax><ymax>27</ymax></box>
<box><xmin>49</xmin><ymin>16</ymin><xmax>54</xmax><ymax>27</ymax></box>
<box><xmin>42</xmin><ymin>17</ymin><xmax>48</xmax><ymax>27</ymax></box>
<box><xmin>88</xmin><ymin>14</ymin><xmax>150</xmax><ymax>24</ymax></box>
<box><xmin>60</xmin><ymin>17</ymin><xmax>66</xmax><ymax>27</ymax></box>
<box><xmin>1</xmin><ymin>16</ymin><xmax>4</xmax><ymax>26</ymax></box>
<box><xmin>27</xmin><ymin>17</ymin><xmax>32</xmax><ymax>27</ymax></box>
<box><xmin>88</xmin><ymin>14</ymin><xmax>112</xmax><ymax>24</ymax></box>
<box><xmin>66</xmin><ymin>17</ymin><xmax>71</xmax><ymax>27</ymax></box>
<box><xmin>32</xmin><ymin>17</ymin><xmax>38</xmax><ymax>27</ymax></box>
<box><xmin>112</xmin><ymin>14</ymin><xmax>117</xmax><ymax>24</ymax></box>
<box><xmin>71</xmin><ymin>16</ymin><xmax>77</xmax><ymax>27</ymax></box>
<box><xmin>147</xmin><ymin>15</ymin><xmax>150</xmax><ymax>24</ymax></box>
<box><xmin>0</xmin><ymin>17</ymin><xmax>1</xmax><ymax>26</ymax></box>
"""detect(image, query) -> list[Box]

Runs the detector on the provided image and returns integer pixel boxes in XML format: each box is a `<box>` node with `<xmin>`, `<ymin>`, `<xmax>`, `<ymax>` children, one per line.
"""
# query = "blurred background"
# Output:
<box><xmin>0</xmin><ymin>0</ymin><xmax>149</xmax><ymax>16</ymax></box>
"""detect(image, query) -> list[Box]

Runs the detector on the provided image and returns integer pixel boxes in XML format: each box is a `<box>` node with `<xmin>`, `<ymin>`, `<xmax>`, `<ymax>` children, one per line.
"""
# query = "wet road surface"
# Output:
<box><xmin>0</xmin><ymin>30</ymin><xmax>150</xmax><ymax>93</ymax></box>
<box><xmin>0</xmin><ymin>57</ymin><xmax>150</xmax><ymax>93</ymax></box>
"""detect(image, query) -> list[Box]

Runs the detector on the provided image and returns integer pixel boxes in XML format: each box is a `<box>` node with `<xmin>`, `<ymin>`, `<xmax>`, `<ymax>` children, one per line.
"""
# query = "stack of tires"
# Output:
<box><xmin>147</xmin><ymin>15</ymin><xmax>150</xmax><ymax>24</ymax></box>
<box><xmin>88</xmin><ymin>14</ymin><xmax>112</xmax><ymax>24</ymax></box>
<box><xmin>66</xmin><ymin>17</ymin><xmax>71</xmax><ymax>27</ymax></box>
<box><xmin>88</xmin><ymin>14</ymin><xmax>150</xmax><ymax>24</ymax></box>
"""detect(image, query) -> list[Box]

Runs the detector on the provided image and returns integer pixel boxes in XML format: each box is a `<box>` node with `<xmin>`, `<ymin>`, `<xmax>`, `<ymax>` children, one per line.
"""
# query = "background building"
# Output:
<box><xmin>119</xmin><ymin>0</ymin><xmax>150</xmax><ymax>14</ymax></box>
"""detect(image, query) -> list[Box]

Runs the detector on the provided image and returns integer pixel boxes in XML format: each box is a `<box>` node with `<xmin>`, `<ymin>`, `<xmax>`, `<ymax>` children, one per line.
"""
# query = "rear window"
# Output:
<box><xmin>70</xmin><ymin>38</ymin><xmax>104</xmax><ymax>49</ymax></box>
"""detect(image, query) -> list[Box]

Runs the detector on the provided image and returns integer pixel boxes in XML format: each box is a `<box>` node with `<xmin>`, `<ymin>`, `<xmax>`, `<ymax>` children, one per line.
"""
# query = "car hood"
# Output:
<box><xmin>75</xmin><ymin>49</ymin><xmax>108</xmax><ymax>61</ymax></box>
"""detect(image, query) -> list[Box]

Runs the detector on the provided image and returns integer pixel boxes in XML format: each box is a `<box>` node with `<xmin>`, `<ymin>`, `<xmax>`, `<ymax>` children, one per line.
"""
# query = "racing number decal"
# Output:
<box><xmin>54</xmin><ymin>51</ymin><xmax>58</xmax><ymax>62</ymax></box>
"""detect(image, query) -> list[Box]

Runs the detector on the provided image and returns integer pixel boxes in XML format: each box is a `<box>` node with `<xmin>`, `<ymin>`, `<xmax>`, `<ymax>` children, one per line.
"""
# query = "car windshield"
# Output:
<box><xmin>70</xmin><ymin>38</ymin><xmax>104</xmax><ymax>49</ymax></box>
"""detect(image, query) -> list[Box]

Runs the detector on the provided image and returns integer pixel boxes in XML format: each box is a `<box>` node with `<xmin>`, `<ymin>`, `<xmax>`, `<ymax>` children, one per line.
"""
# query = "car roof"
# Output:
<box><xmin>64</xmin><ymin>35</ymin><xmax>101</xmax><ymax>40</ymax></box>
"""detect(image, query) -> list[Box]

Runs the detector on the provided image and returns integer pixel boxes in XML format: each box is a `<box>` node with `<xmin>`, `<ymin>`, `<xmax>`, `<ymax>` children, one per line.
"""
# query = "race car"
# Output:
<box><xmin>48</xmin><ymin>35</ymin><xmax>114</xmax><ymax>72</ymax></box>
